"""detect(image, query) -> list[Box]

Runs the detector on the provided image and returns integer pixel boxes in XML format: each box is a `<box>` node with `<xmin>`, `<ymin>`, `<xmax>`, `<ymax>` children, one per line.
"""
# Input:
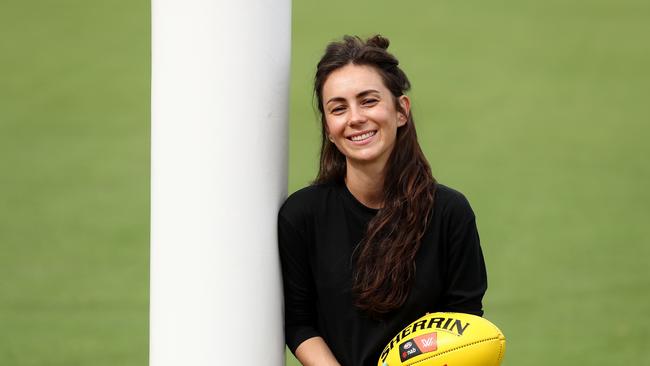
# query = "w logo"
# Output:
<box><xmin>414</xmin><ymin>332</ymin><xmax>438</xmax><ymax>352</ymax></box>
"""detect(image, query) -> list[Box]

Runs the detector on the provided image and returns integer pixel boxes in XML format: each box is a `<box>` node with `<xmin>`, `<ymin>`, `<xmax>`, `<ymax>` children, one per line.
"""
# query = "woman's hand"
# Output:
<box><xmin>295</xmin><ymin>336</ymin><xmax>342</xmax><ymax>366</ymax></box>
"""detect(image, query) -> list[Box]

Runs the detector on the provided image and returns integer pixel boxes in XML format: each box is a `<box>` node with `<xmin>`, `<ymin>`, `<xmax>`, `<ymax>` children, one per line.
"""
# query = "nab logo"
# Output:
<box><xmin>399</xmin><ymin>339</ymin><xmax>422</xmax><ymax>362</ymax></box>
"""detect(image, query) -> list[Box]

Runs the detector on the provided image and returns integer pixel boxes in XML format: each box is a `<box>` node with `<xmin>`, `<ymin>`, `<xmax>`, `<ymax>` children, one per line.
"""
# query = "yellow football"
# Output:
<box><xmin>377</xmin><ymin>312</ymin><xmax>506</xmax><ymax>366</ymax></box>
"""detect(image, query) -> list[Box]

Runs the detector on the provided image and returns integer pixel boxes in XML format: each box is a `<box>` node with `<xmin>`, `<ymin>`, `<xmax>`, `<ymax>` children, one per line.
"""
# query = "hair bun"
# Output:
<box><xmin>366</xmin><ymin>35</ymin><xmax>390</xmax><ymax>50</ymax></box>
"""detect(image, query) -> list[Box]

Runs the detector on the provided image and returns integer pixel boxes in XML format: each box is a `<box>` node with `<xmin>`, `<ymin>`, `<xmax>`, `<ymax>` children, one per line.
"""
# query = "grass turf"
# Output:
<box><xmin>1</xmin><ymin>0</ymin><xmax>649</xmax><ymax>365</ymax></box>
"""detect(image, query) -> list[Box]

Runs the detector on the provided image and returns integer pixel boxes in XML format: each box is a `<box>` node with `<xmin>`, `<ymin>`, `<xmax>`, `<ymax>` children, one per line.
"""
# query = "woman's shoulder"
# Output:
<box><xmin>435</xmin><ymin>183</ymin><xmax>469</xmax><ymax>203</ymax></box>
<box><xmin>434</xmin><ymin>183</ymin><xmax>476</xmax><ymax>220</ymax></box>
<box><xmin>279</xmin><ymin>182</ymin><xmax>340</xmax><ymax>221</ymax></box>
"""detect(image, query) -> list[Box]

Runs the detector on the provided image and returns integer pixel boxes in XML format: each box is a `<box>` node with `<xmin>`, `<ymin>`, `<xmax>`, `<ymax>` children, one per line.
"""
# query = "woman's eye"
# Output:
<box><xmin>331</xmin><ymin>106</ymin><xmax>345</xmax><ymax>114</ymax></box>
<box><xmin>363</xmin><ymin>99</ymin><xmax>378</xmax><ymax>106</ymax></box>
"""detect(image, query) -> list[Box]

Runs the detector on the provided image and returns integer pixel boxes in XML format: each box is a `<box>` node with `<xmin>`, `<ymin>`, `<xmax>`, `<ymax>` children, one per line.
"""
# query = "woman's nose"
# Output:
<box><xmin>347</xmin><ymin>105</ymin><xmax>367</xmax><ymax>125</ymax></box>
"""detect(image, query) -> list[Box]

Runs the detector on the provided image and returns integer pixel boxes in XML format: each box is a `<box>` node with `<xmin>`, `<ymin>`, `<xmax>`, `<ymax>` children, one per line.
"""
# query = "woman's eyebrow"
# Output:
<box><xmin>326</xmin><ymin>96</ymin><xmax>346</xmax><ymax>105</ymax></box>
<box><xmin>356</xmin><ymin>89</ymin><xmax>380</xmax><ymax>98</ymax></box>
<box><xmin>326</xmin><ymin>89</ymin><xmax>381</xmax><ymax>105</ymax></box>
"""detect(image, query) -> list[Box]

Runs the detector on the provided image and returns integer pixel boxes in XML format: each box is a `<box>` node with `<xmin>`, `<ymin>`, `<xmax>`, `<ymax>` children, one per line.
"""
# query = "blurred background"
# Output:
<box><xmin>1</xmin><ymin>0</ymin><xmax>648</xmax><ymax>365</ymax></box>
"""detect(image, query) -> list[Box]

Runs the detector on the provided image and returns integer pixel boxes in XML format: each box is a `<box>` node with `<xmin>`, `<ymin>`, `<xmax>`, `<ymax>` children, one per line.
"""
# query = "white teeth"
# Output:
<box><xmin>350</xmin><ymin>131</ymin><xmax>376</xmax><ymax>141</ymax></box>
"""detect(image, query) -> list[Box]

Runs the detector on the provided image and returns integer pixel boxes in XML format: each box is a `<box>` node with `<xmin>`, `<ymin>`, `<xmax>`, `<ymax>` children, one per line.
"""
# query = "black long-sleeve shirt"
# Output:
<box><xmin>278</xmin><ymin>182</ymin><xmax>487</xmax><ymax>366</ymax></box>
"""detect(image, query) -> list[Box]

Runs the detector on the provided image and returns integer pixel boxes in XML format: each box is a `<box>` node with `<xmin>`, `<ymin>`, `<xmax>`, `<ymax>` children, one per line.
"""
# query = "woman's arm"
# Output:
<box><xmin>278</xmin><ymin>207</ymin><xmax>340</xmax><ymax>364</ymax></box>
<box><xmin>295</xmin><ymin>337</ymin><xmax>341</xmax><ymax>366</ymax></box>
<box><xmin>442</xmin><ymin>193</ymin><xmax>488</xmax><ymax>315</ymax></box>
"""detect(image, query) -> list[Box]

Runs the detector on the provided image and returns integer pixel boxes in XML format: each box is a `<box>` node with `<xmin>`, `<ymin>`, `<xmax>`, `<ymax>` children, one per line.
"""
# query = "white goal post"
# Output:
<box><xmin>149</xmin><ymin>1</ymin><xmax>291</xmax><ymax>365</ymax></box>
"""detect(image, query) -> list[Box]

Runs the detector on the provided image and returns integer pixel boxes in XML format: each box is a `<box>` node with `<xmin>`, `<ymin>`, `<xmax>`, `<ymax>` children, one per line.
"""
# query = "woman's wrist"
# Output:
<box><xmin>295</xmin><ymin>336</ymin><xmax>341</xmax><ymax>366</ymax></box>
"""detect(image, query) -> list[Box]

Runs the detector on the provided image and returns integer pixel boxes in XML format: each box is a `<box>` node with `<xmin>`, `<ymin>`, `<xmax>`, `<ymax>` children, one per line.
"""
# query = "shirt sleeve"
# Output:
<box><xmin>441</xmin><ymin>194</ymin><xmax>488</xmax><ymax>316</ymax></box>
<box><xmin>278</xmin><ymin>212</ymin><xmax>321</xmax><ymax>353</ymax></box>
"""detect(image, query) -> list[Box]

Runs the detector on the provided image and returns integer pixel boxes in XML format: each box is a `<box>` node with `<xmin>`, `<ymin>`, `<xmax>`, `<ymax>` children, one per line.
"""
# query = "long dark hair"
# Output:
<box><xmin>314</xmin><ymin>35</ymin><xmax>437</xmax><ymax>316</ymax></box>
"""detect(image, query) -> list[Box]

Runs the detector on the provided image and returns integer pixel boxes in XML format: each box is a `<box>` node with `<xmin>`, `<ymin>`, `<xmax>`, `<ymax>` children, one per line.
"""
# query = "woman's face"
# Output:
<box><xmin>321</xmin><ymin>64</ymin><xmax>410</xmax><ymax>169</ymax></box>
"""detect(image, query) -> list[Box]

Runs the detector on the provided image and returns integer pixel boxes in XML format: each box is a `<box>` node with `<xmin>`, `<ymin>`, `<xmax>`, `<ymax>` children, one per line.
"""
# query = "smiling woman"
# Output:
<box><xmin>322</xmin><ymin>64</ymin><xmax>409</xmax><ymax>175</ymax></box>
<box><xmin>278</xmin><ymin>35</ymin><xmax>487</xmax><ymax>366</ymax></box>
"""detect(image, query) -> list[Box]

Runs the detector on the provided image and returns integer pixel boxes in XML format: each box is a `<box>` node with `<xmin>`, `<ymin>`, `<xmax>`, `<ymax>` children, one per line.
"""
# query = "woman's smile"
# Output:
<box><xmin>347</xmin><ymin>130</ymin><xmax>377</xmax><ymax>144</ymax></box>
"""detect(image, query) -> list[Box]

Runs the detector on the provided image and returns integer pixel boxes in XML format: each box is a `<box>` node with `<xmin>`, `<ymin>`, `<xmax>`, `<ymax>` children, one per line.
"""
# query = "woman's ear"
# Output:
<box><xmin>397</xmin><ymin>95</ymin><xmax>411</xmax><ymax>127</ymax></box>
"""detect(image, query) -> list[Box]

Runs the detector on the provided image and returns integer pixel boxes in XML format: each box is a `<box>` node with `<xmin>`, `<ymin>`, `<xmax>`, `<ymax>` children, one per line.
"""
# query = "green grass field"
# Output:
<box><xmin>1</xmin><ymin>0</ymin><xmax>649</xmax><ymax>365</ymax></box>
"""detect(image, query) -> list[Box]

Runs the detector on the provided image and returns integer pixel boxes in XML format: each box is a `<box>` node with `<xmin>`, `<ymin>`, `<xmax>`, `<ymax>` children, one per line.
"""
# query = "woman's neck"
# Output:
<box><xmin>345</xmin><ymin>160</ymin><xmax>386</xmax><ymax>209</ymax></box>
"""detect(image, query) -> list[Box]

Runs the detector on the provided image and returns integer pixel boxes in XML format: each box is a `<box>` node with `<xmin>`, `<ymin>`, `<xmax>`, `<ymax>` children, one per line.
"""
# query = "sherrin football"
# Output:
<box><xmin>378</xmin><ymin>312</ymin><xmax>506</xmax><ymax>366</ymax></box>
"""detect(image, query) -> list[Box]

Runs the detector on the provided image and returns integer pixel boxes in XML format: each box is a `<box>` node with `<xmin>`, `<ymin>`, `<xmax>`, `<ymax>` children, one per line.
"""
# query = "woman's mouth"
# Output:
<box><xmin>348</xmin><ymin>130</ymin><xmax>377</xmax><ymax>142</ymax></box>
